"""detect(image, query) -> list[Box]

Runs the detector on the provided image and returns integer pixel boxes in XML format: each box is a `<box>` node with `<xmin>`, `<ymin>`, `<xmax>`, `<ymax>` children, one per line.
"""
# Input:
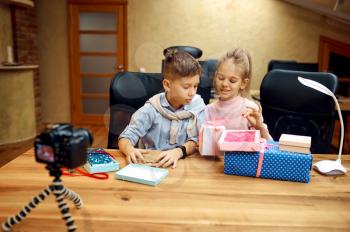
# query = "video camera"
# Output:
<box><xmin>34</xmin><ymin>123</ymin><xmax>93</xmax><ymax>169</ymax></box>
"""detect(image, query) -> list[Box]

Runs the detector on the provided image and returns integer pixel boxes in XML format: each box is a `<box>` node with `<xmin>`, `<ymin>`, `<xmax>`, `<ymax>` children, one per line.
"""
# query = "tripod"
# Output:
<box><xmin>2</xmin><ymin>164</ymin><xmax>83</xmax><ymax>232</ymax></box>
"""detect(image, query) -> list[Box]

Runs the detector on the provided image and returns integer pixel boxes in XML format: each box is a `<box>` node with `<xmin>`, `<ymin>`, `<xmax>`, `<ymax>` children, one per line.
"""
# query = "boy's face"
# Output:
<box><xmin>215</xmin><ymin>60</ymin><xmax>248</xmax><ymax>101</ymax></box>
<box><xmin>163</xmin><ymin>74</ymin><xmax>200</xmax><ymax>109</ymax></box>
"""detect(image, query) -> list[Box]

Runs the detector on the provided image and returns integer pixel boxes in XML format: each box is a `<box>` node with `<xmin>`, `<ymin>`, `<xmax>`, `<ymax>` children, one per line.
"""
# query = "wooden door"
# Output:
<box><xmin>69</xmin><ymin>1</ymin><xmax>127</xmax><ymax>125</ymax></box>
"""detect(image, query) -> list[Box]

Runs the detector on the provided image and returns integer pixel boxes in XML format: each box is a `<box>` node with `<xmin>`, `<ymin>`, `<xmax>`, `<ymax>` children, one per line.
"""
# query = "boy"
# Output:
<box><xmin>118</xmin><ymin>50</ymin><xmax>205</xmax><ymax>168</ymax></box>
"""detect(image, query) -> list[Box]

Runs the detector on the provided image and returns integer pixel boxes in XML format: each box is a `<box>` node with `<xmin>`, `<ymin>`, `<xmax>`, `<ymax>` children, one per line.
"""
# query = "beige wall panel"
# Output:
<box><xmin>37</xmin><ymin>0</ymin><xmax>71</xmax><ymax>123</ymax></box>
<box><xmin>128</xmin><ymin>0</ymin><xmax>350</xmax><ymax>90</ymax></box>
<box><xmin>0</xmin><ymin>71</ymin><xmax>36</xmax><ymax>144</ymax></box>
<box><xmin>35</xmin><ymin>0</ymin><xmax>350</xmax><ymax>122</ymax></box>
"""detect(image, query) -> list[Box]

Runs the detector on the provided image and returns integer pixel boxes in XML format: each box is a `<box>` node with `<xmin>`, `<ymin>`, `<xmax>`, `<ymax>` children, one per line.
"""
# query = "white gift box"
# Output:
<box><xmin>198</xmin><ymin>122</ymin><xmax>225</xmax><ymax>156</ymax></box>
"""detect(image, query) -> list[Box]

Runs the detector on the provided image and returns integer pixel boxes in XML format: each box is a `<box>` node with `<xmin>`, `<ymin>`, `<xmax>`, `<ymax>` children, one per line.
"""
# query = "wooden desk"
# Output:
<box><xmin>0</xmin><ymin>149</ymin><xmax>350</xmax><ymax>231</ymax></box>
<box><xmin>339</xmin><ymin>100</ymin><xmax>350</xmax><ymax>112</ymax></box>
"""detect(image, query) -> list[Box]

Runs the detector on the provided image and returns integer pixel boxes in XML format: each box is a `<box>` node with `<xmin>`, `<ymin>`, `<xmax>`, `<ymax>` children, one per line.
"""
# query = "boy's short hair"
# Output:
<box><xmin>163</xmin><ymin>49</ymin><xmax>201</xmax><ymax>80</ymax></box>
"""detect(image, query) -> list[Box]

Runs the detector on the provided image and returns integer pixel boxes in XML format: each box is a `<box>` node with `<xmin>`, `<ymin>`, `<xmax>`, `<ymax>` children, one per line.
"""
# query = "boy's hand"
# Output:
<box><xmin>125</xmin><ymin>148</ymin><xmax>149</xmax><ymax>164</ymax></box>
<box><xmin>153</xmin><ymin>148</ymin><xmax>182</xmax><ymax>169</ymax></box>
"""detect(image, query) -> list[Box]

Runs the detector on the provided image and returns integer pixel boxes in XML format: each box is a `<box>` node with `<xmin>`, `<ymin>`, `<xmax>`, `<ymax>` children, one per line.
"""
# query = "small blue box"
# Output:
<box><xmin>224</xmin><ymin>141</ymin><xmax>313</xmax><ymax>183</ymax></box>
<box><xmin>84</xmin><ymin>152</ymin><xmax>119</xmax><ymax>174</ymax></box>
<box><xmin>115</xmin><ymin>164</ymin><xmax>168</xmax><ymax>186</ymax></box>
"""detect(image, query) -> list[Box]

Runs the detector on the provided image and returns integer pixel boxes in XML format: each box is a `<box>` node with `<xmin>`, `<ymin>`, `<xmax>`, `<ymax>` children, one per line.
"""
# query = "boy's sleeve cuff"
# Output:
<box><xmin>118</xmin><ymin>133</ymin><xmax>138</xmax><ymax>146</ymax></box>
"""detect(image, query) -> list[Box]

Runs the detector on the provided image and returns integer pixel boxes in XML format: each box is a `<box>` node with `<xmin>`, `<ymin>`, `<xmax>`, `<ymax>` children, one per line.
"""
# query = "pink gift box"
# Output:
<box><xmin>218</xmin><ymin>130</ymin><xmax>261</xmax><ymax>152</ymax></box>
<box><xmin>198</xmin><ymin>122</ymin><xmax>225</xmax><ymax>156</ymax></box>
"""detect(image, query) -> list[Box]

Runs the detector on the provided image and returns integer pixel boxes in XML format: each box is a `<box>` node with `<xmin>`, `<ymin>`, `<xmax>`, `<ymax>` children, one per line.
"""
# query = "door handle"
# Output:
<box><xmin>114</xmin><ymin>65</ymin><xmax>124</xmax><ymax>72</ymax></box>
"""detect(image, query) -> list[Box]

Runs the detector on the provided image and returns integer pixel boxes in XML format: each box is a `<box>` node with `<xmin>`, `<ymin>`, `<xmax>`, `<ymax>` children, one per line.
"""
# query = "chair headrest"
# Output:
<box><xmin>110</xmin><ymin>72</ymin><xmax>164</xmax><ymax>109</ymax></box>
<box><xmin>268</xmin><ymin>60</ymin><xmax>318</xmax><ymax>72</ymax></box>
<box><xmin>163</xmin><ymin>46</ymin><xmax>203</xmax><ymax>59</ymax></box>
<box><xmin>260</xmin><ymin>69</ymin><xmax>338</xmax><ymax>114</ymax></box>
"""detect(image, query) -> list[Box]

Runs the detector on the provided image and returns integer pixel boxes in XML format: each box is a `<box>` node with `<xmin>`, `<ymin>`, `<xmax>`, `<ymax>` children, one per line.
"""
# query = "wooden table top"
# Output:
<box><xmin>0</xmin><ymin>149</ymin><xmax>349</xmax><ymax>231</ymax></box>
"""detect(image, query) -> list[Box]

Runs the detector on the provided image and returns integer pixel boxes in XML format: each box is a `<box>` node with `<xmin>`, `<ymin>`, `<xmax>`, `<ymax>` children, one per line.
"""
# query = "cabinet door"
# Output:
<box><xmin>319</xmin><ymin>36</ymin><xmax>350</xmax><ymax>97</ymax></box>
<box><xmin>69</xmin><ymin>3</ymin><xmax>127</xmax><ymax>125</ymax></box>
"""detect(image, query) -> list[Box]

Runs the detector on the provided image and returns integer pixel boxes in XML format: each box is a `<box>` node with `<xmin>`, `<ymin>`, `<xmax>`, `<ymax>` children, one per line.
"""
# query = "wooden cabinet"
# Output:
<box><xmin>319</xmin><ymin>36</ymin><xmax>350</xmax><ymax>153</ymax></box>
<box><xmin>319</xmin><ymin>36</ymin><xmax>350</xmax><ymax>96</ymax></box>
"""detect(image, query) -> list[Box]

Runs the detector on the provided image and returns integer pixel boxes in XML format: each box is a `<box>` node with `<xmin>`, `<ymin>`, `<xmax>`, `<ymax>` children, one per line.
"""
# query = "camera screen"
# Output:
<box><xmin>36</xmin><ymin>144</ymin><xmax>54</xmax><ymax>163</ymax></box>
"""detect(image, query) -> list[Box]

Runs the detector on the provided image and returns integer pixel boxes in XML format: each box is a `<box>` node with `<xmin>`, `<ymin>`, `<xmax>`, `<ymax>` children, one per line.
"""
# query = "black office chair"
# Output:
<box><xmin>260</xmin><ymin>69</ymin><xmax>338</xmax><ymax>153</ymax></box>
<box><xmin>198</xmin><ymin>59</ymin><xmax>218</xmax><ymax>104</ymax></box>
<box><xmin>108</xmin><ymin>72</ymin><xmax>164</xmax><ymax>149</ymax></box>
<box><xmin>268</xmin><ymin>60</ymin><xmax>319</xmax><ymax>72</ymax></box>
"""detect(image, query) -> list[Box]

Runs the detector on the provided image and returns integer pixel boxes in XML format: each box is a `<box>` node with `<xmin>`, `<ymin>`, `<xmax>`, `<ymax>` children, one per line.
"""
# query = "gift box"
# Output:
<box><xmin>279</xmin><ymin>134</ymin><xmax>311</xmax><ymax>154</ymax></box>
<box><xmin>84</xmin><ymin>149</ymin><xmax>119</xmax><ymax>174</ymax></box>
<box><xmin>218</xmin><ymin>130</ymin><xmax>261</xmax><ymax>152</ymax></box>
<box><xmin>198</xmin><ymin>121</ymin><xmax>225</xmax><ymax>156</ymax></box>
<box><xmin>224</xmin><ymin>141</ymin><xmax>313</xmax><ymax>183</ymax></box>
<box><xmin>115</xmin><ymin>164</ymin><xmax>168</xmax><ymax>186</ymax></box>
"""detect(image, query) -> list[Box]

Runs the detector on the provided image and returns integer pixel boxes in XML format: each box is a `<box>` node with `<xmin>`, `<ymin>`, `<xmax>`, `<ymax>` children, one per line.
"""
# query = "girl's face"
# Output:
<box><xmin>215</xmin><ymin>59</ymin><xmax>248</xmax><ymax>101</ymax></box>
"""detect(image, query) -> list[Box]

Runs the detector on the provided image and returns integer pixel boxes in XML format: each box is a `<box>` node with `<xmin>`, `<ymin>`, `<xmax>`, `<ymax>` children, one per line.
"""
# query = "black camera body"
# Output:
<box><xmin>34</xmin><ymin>123</ymin><xmax>93</xmax><ymax>169</ymax></box>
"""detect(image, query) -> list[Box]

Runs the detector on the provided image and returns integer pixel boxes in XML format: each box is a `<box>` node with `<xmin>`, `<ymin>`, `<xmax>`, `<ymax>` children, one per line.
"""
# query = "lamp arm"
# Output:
<box><xmin>332</xmin><ymin>94</ymin><xmax>344</xmax><ymax>162</ymax></box>
<box><xmin>297</xmin><ymin>76</ymin><xmax>344</xmax><ymax>161</ymax></box>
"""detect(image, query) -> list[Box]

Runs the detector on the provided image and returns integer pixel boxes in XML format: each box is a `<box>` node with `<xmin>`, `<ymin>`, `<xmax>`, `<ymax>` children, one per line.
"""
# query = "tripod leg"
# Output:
<box><xmin>52</xmin><ymin>180</ymin><xmax>76</xmax><ymax>232</ymax></box>
<box><xmin>2</xmin><ymin>186</ymin><xmax>52</xmax><ymax>232</ymax></box>
<box><xmin>61</xmin><ymin>187</ymin><xmax>83</xmax><ymax>209</ymax></box>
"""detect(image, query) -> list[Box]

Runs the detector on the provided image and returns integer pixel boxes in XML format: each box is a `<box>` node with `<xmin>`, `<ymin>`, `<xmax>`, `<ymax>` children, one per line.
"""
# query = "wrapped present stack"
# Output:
<box><xmin>221</xmin><ymin>131</ymin><xmax>313</xmax><ymax>183</ymax></box>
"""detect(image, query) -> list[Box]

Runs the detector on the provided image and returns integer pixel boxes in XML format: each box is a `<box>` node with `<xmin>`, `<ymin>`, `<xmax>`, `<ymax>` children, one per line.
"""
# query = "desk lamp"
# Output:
<box><xmin>298</xmin><ymin>76</ymin><xmax>347</xmax><ymax>176</ymax></box>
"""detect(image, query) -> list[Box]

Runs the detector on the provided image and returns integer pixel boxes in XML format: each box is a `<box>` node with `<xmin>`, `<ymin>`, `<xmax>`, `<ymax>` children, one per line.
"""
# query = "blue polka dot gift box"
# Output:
<box><xmin>84</xmin><ymin>148</ymin><xmax>119</xmax><ymax>174</ymax></box>
<box><xmin>224</xmin><ymin>141</ymin><xmax>313</xmax><ymax>183</ymax></box>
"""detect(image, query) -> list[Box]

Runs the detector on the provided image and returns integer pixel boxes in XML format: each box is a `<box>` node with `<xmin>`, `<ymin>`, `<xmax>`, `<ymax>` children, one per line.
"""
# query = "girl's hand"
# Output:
<box><xmin>242</xmin><ymin>103</ymin><xmax>273</xmax><ymax>140</ymax></box>
<box><xmin>242</xmin><ymin>108</ymin><xmax>263</xmax><ymax>130</ymax></box>
<box><xmin>152</xmin><ymin>148</ymin><xmax>183</xmax><ymax>168</ymax></box>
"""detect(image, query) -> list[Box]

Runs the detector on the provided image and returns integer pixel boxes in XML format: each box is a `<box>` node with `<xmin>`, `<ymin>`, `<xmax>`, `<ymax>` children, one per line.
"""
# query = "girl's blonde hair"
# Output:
<box><xmin>163</xmin><ymin>49</ymin><xmax>201</xmax><ymax>80</ymax></box>
<box><xmin>216</xmin><ymin>48</ymin><xmax>252</xmax><ymax>97</ymax></box>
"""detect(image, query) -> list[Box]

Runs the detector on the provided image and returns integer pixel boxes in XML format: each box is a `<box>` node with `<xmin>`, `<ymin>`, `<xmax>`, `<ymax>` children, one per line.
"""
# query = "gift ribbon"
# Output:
<box><xmin>62</xmin><ymin>168</ymin><xmax>109</xmax><ymax>179</ymax></box>
<box><xmin>255</xmin><ymin>141</ymin><xmax>278</xmax><ymax>178</ymax></box>
<box><xmin>212</xmin><ymin>124</ymin><xmax>217</xmax><ymax>157</ymax></box>
<box><xmin>256</xmin><ymin>143</ymin><xmax>266</xmax><ymax>178</ymax></box>
<box><xmin>206</xmin><ymin>119</ymin><xmax>225</xmax><ymax>157</ymax></box>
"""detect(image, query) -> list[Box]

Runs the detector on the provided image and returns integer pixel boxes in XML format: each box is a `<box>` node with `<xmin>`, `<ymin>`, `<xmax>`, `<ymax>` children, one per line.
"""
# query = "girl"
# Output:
<box><xmin>204</xmin><ymin>48</ymin><xmax>272</xmax><ymax>140</ymax></box>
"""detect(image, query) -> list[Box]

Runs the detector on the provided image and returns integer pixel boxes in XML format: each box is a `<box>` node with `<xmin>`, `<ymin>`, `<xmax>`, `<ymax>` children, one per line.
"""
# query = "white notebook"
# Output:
<box><xmin>115</xmin><ymin>164</ymin><xmax>168</xmax><ymax>186</ymax></box>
